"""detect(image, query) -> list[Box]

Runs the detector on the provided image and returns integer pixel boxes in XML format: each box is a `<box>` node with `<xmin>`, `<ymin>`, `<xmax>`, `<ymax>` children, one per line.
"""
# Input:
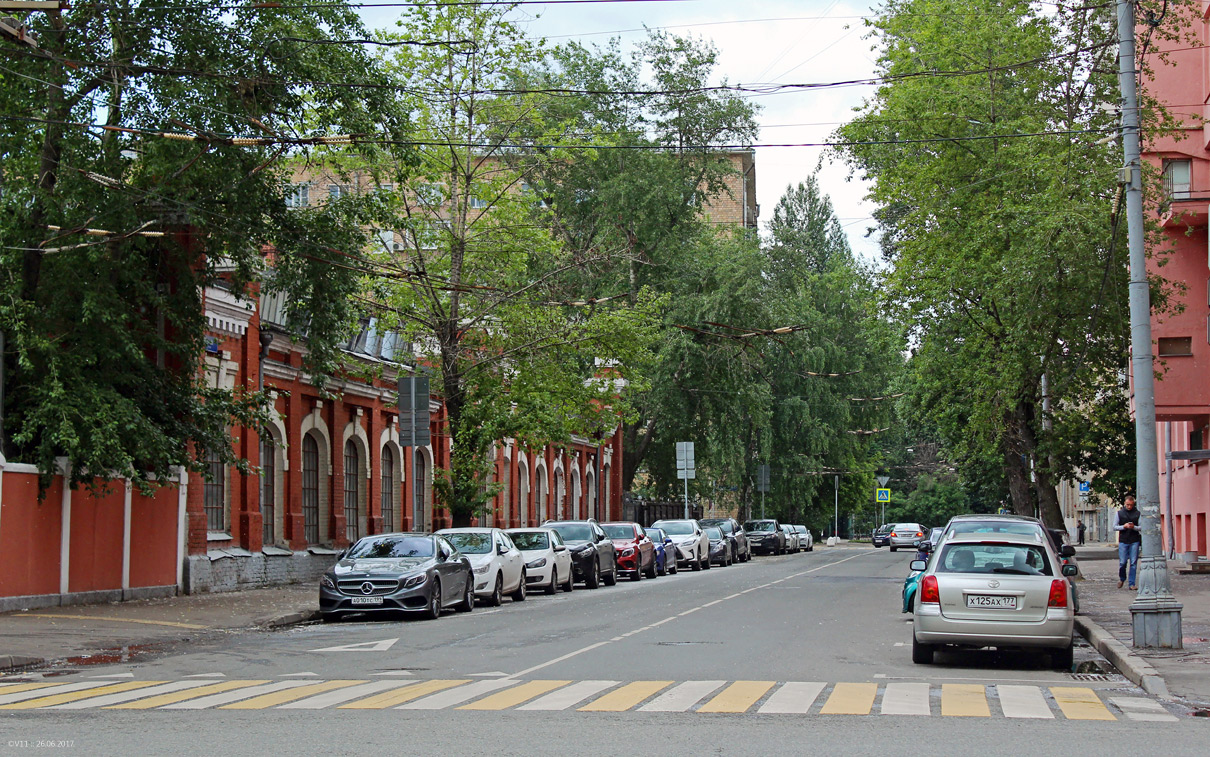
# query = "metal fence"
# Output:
<box><xmin>622</xmin><ymin>493</ymin><xmax>703</xmax><ymax>526</ymax></box>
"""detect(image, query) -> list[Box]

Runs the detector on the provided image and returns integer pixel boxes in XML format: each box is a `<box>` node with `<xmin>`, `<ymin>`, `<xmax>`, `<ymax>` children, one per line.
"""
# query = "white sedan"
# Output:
<box><xmin>436</xmin><ymin>528</ymin><xmax>526</xmax><ymax>606</ymax></box>
<box><xmin>506</xmin><ymin>527</ymin><xmax>574</xmax><ymax>595</ymax></box>
<box><xmin>650</xmin><ymin>519</ymin><xmax>710</xmax><ymax>571</ymax></box>
<box><xmin>780</xmin><ymin>525</ymin><xmax>800</xmax><ymax>553</ymax></box>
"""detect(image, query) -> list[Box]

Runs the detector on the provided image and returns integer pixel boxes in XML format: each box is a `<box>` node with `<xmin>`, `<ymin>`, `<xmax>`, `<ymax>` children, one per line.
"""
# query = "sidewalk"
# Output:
<box><xmin>0</xmin><ymin>584</ymin><xmax>318</xmax><ymax>672</ymax></box>
<box><xmin>1075</xmin><ymin>543</ymin><xmax>1210</xmax><ymax>707</ymax></box>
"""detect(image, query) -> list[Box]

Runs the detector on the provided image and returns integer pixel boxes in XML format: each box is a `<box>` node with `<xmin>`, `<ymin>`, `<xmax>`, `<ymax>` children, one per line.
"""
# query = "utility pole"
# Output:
<box><xmin>1116</xmin><ymin>0</ymin><xmax>1182</xmax><ymax>647</ymax></box>
<box><xmin>833</xmin><ymin>474</ymin><xmax>839</xmax><ymax>540</ymax></box>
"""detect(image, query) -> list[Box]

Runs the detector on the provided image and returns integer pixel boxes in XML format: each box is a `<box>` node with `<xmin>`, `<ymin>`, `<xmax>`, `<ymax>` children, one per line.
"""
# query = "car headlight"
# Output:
<box><xmin>320</xmin><ymin>575</ymin><xmax>336</xmax><ymax>590</ymax></box>
<box><xmin>677</xmin><ymin>539</ymin><xmax>696</xmax><ymax>546</ymax></box>
<box><xmin>620</xmin><ymin>548</ymin><xmax>635</xmax><ymax>557</ymax></box>
<box><xmin>574</xmin><ymin>544</ymin><xmax>594</xmax><ymax>554</ymax></box>
<box><xmin>526</xmin><ymin>557</ymin><xmax>547</xmax><ymax>569</ymax></box>
<box><xmin>473</xmin><ymin>563</ymin><xmax>491</xmax><ymax>574</ymax></box>
<box><xmin>402</xmin><ymin>573</ymin><xmax>426</xmax><ymax>588</ymax></box>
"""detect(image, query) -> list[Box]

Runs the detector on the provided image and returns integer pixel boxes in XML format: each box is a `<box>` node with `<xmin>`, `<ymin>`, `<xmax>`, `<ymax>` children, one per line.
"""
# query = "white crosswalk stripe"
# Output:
<box><xmin>397</xmin><ymin>679</ymin><xmax>514</xmax><ymax>710</ymax></box>
<box><xmin>278</xmin><ymin>681</ymin><xmax>407</xmax><ymax>710</ymax></box>
<box><xmin>997</xmin><ymin>685</ymin><xmax>1054</xmax><ymax>719</ymax></box>
<box><xmin>160</xmin><ymin>680</ymin><xmax>316</xmax><ymax>710</ymax></box>
<box><xmin>757</xmin><ymin>681</ymin><xmax>826</xmax><ymax>714</ymax></box>
<box><xmin>0</xmin><ymin>681</ymin><xmax>111</xmax><ymax>706</ymax></box>
<box><xmin>880</xmin><ymin>682</ymin><xmax>930</xmax><ymax>716</ymax></box>
<box><xmin>1110</xmin><ymin>697</ymin><xmax>1179</xmax><ymax>722</ymax></box>
<box><xmin>638</xmin><ymin>680</ymin><xmax>725</xmax><ymax>712</ymax></box>
<box><xmin>49</xmin><ymin>681</ymin><xmax>215</xmax><ymax>709</ymax></box>
<box><xmin>516</xmin><ymin>680</ymin><xmax>619</xmax><ymax>711</ymax></box>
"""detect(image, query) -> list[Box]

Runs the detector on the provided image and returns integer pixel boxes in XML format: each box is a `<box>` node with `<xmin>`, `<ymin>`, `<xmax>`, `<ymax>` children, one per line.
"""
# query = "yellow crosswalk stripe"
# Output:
<box><xmin>578</xmin><ymin>681</ymin><xmax>673</xmax><ymax>712</ymax></box>
<box><xmin>106</xmin><ymin>681</ymin><xmax>270</xmax><ymax>709</ymax></box>
<box><xmin>0</xmin><ymin>682</ymin><xmax>61</xmax><ymax>696</ymax></box>
<box><xmin>458</xmin><ymin>680</ymin><xmax>571</xmax><ymax>711</ymax></box>
<box><xmin>1051</xmin><ymin>686</ymin><xmax>1116</xmax><ymax>721</ymax></box>
<box><xmin>220</xmin><ymin>680</ymin><xmax>368</xmax><ymax>710</ymax></box>
<box><xmin>941</xmin><ymin>684</ymin><xmax>990</xmax><ymax>717</ymax></box>
<box><xmin>819</xmin><ymin>682</ymin><xmax>877</xmax><ymax>715</ymax></box>
<box><xmin>697</xmin><ymin>681</ymin><xmax>775</xmax><ymax>713</ymax></box>
<box><xmin>338</xmin><ymin>679</ymin><xmax>468</xmax><ymax>710</ymax></box>
<box><xmin>0</xmin><ymin>681</ymin><xmax>166</xmax><ymax>710</ymax></box>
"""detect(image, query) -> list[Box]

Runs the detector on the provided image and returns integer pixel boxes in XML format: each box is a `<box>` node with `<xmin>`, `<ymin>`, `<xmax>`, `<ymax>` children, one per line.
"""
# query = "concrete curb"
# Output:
<box><xmin>0</xmin><ymin>655</ymin><xmax>45</xmax><ymax>672</ymax></box>
<box><xmin>261</xmin><ymin>609</ymin><xmax>321</xmax><ymax>629</ymax></box>
<box><xmin>1075</xmin><ymin>616</ymin><xmax>1172</xmax><ymax>700</ymax></box>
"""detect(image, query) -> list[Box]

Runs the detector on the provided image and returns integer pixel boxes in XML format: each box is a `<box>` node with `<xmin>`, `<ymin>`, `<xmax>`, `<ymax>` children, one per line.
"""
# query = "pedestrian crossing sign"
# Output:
<box><xmin>876</xmin><ymin>488</ymin><xmax>890</xmax><ymax>503</ymax></box>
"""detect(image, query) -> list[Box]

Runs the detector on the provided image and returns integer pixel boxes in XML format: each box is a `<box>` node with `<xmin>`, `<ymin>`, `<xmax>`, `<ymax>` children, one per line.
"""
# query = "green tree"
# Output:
<box><xmin>366</xmin><ymin>1</ymin><xmax>662</xmax><ymax>524</ymax></box>
<box><xmin>0</xmin><ymin>1</ymin><xmax>408</xmax><ymax>488</ymax></box>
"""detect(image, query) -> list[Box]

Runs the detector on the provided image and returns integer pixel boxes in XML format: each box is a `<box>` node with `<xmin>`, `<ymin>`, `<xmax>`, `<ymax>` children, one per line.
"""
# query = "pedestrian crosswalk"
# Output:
<box><xmin>0</xmin><ymin>677</ymin><xmax>1179</xmax><ymax>721</ymax></box>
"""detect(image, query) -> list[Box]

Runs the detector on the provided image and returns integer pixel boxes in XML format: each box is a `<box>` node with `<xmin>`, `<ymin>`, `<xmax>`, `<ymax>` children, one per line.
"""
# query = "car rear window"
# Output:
<box><xmin>936</xmin><ymin>543</ymin><xmax>1053</xmax><ymax>576</ymax></box>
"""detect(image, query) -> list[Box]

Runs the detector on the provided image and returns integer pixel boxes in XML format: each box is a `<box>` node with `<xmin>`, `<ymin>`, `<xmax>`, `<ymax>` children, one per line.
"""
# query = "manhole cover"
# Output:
<box><xmin>1070</xmin><ymin>673</ymin><xmax>1114</xmax><ymax>682</ymax></box>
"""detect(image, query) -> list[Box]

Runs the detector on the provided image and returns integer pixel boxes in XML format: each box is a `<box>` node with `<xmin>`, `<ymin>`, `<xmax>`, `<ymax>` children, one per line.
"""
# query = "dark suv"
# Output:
<box><xmin>742</xmin><ymin>519</ymin><xmax>786</xmax><ymax>555</ymax></box>
<box><xmin>700</xmin><ymin>517</ymin><xmax>751</xmax><ymax>563</ymax></box>
<box><xmin>544</xmin><ymin>519</ymin><xmax>618</xmax><ymax>589</ymax></box>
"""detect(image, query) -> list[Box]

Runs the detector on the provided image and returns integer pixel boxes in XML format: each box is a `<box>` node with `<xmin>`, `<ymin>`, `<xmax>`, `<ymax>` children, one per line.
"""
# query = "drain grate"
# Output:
<box><xmin>1070</xmin><ymin>673</ymin><xmax>1114</xmax><ymax>682</ymax></box>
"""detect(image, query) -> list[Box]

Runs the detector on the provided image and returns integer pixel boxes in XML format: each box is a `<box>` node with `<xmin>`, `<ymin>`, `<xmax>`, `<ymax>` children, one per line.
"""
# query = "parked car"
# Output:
<box><xmin>780</xmin><ymin>524</ymin><xmax>801</xmax><ymax>553</ymax></box>
<box><xmin>872</xmin><ymin>524</ymin><xmax>893</xmax><ymax>548</ymax></box>
<box><xmin>646</xmin><ymin>527</ymin><xmax>677</xmax><ymax>576</ymax></box>
<box><xmin>902</xmin><ymin>566</ymin><xmax>923</xmax><ymax>614</ymax></box>
<box><xmin>939</xmin><ymin>514</ymin><xmax>1079</xmax><ymax>612</ymax></box>
<box><xmin>704</xmin><ymin>526</ymin><xmax>733</xmax><ymax>566</ymax></box>
<box><xmin>544</xmin><ymin>519</ymin><xmax>618</xmax><ymax>589</ymax></box>
<box><xmin>319</xmin><ymin>533</ymin><xmax>473</xmax><ymax>622</ymax></box>
<box><xmin>506</xmin><ymin>527</ymin><xmax>573</xmax><ymax>595</ymax></box>
<box><xmin>910</xmin><ymin>531</ymin><xmax>1078</xmax><ymax>668</ymax></box>
<box><xmin>601</xmin><ymin>521</ymin><xmax>657</xmax><ymax>581</ymax></box>
<box><xmin>436</xmin><ymin>527</ymin><xmax>527</xmax><ymax>606</ymax></box>
<box><xmin>651</xmin><ymin>519</ymin><xmax>710</xmax><ymax>571</ymax></box>
<box><xmin>793</xmin><ymin>525</ymin><xmax>813</xmax><ymax>552</ymax></box>
<box><xmin>700</xmin><ymin>517</ymin><xmax>751</xmax><ymax>562</ymax></box>
<box><xmin>888</xmin><ymin>523</ymin><xmax>927</xmax><ymax>552</ymax></box>
<box><xmin>743</xmin><ymin>519</ymin><xmax>786</xmax><ymax>555</ymax></box>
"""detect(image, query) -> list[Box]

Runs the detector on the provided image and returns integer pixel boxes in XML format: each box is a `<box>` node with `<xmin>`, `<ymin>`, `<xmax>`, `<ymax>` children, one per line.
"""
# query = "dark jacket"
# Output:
<box><xmin>1116</xmin><ymin>508</ymin><xmax>1141</xmax><ymax>544</ymax></box>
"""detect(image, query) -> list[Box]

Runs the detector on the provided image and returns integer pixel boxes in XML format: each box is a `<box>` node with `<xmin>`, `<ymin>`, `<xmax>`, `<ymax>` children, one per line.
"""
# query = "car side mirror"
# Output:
<box><xmin>497</xmin><ymin>544</ymin><xmax>507</xmax><ymax>556</ymax></box>
<box><xmin>909</xmin><ymin>560</ymin><xmax>927</xmax><ymax>571</ymax></box>
<box><xmin>554</xmin><ymin>543</ymin><xmax>567</xmax><ymax>552</ymax></box>
<box><xmin>1061</xmin><ymin>545</ymin><xmax>1076</xmax><ymax>558</ymax></box>
<box><xmin>1061</xmin><ymin>564</ymin><xmax>1079</xmax><ymax>577</ymax></box>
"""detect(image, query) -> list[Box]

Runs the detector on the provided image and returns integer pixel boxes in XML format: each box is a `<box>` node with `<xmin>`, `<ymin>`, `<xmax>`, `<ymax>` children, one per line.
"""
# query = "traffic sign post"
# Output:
<box><xmin>876</xmin><ymin>476</ymin><xmax>890</xmax><ymax>526</ymax></box>
<box><xmin>756</xmin><ymin>464</ymin><xmax>770</xmax><ymax>518</ymax></box>
<box><xmin>675</xmin><ymin>442</ymin><xmax>696</xmax><ymax>518</ymax></box>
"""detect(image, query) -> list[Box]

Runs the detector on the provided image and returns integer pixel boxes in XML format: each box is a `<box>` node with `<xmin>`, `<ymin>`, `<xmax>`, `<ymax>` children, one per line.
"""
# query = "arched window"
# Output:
<box><xmin>381</xmin><ymin>448</ymin><xmax>396</xmax><ymax>532</ymax></box>
<box><xmin>536</xmin><ymin>464</ymin><xmax>548</xmax><ymax>523</ymax></box>
<box><xmin>344</xmin><ymin>440</ymin><xmax>361</xmax><ymax>542</ymax></box>
<box><xmin>554</xmin><ymin>469</ymin><xmax>565</xmax><ymax>520</ymax></box>
<box><xmin>518</xmin><ymin>464</ymin><xmax>530</xmax><ymax>527</ymax></box>
<box><xmin>204</xmin><ymin>447</ymin><xmax>227</xmax><ymax>533</ymax></box>
<box><xmin>413</xmin><ymin>451</ymin><xmax>427</xmax><ymax>530</ymax></box>
<box><xmin>302</xmin><ymin>435</ymin><xmax>320</xmax><ymax>544</ymax></box>
<box><xmin>260</xmin><ymin>435</ymin><xmax>276</xmax><ymax>544</ymax></box>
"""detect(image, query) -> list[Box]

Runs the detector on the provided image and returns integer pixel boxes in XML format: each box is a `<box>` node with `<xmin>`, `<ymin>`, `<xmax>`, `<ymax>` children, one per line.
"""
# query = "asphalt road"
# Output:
<box><xmin>3</xmin><ymin>546</ymin><xmax>1206</xmax><ymax>756</ymax></box>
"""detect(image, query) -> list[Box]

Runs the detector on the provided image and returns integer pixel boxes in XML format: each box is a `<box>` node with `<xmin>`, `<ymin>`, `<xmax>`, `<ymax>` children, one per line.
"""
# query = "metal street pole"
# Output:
<box><xmin>833</xmin><ymin>474</ymin><xmax>839</xmax><ymax>540</ymax></box>
<box><xmin>1117</xmin><ymin>0</ymin><xmax>1182</xmax><ymax>647</ymax></box>
<box><xmin>683</xmin><ymin>475</ymin><xmax>689</xmax><ymax>519</ymax></box>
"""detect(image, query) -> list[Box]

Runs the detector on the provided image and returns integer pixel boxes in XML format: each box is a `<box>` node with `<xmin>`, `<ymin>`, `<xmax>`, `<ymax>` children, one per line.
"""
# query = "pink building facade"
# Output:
<box><xmin>1142</xmin><ymin>3</ymin><xmax>1210</xmax><ymax>557</ymax></box>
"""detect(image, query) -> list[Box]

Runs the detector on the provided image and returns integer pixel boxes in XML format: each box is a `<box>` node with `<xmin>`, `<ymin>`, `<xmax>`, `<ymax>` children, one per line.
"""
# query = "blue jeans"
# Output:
<box><xmin>1118</xmin><ymin>541</ymin><xmax>1141</xmax><ymax>586</ymax></box>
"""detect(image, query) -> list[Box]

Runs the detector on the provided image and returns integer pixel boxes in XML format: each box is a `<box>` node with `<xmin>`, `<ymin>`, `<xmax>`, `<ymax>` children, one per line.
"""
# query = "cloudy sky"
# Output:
<box><xmin>362</xmin><ymin>0</ymin><xmax>885</xmax><ymax>262</ymax></box>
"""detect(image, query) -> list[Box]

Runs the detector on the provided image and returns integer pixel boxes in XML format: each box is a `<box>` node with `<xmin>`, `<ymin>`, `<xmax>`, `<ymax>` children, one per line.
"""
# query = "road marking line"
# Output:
<box><xmin>0</xmin><ymin>682</ymin><xmax>63</xmax><ymax>698</ymax></box>
<box><xmin>941</xmin><ymin>684</ymin><xmax>990</xmax><ymax>717</ymax></box>
<box><xmin>820</xmin><ymin>683</ymin><xmax>877</xmax><ymax>715</ymax></box>
<box><xmin>399</xmin><ymin>679</ymin><xmax>514</xmax><ymax>710</ymax></box>
<box><xmin>639</xmin><ymin>680</ymin><xmax>726</xmax><ymax>712</ymax></box>
<box><xmin>610</xmin><ymin>636</ymin><xmax>624</xmax><ymax>642</ymax></box>
<box><xmin>507</xmin><ymin>642</ymin><xmax>609</xmax><ymax>680</ymax></box>
<box><xmin>997</xmin><ymin>685</ymin><xmax>1054</xmax><ymax>719</ymax></box>
<box><xmin>49</xmin><ymin>681</ymin><xmax>215</xmax><ymax>709</ymax></box>
<box><xmin>677</xmin><ymin>608</ymin><xmax>700</xmax><ymax>616</ymax></box>
<box><xmin>1110</xmin><ymin>697</ymin><xmax>1178</xmax><ymax>722</ymax></box>
<box><xmin>90</xmin><ymin>672</ymin><xmax>134</xmax><ymax>678</ymax></box>
<box><xmin>14</xmin><ymin>613</ymin><xmax>206</xmax><ymax>629</ymax></box>
<box><xmin>106</xmin><ymin>681</ymin><xmax>268</xmax><ymax>709</ymax></box>
<box><xmin>458</xmin><ymin>680</ymin><xmax>570</xmax><ymax>710</ymax></box>
<box><xmin>311</xmin><ymin>638</ymin><xmax>398</xmax><ymax>653</ymax></box>
<box><xmin>339</xmin><ymin>679</ymin><xmax>468</xmax><ymax>709</ymax></box>
<box><xmin>184</xmin><ymin>673</ymin><xmax>226</xmax><ymax>678</ymax></box>
<box><xmin>698</xmin><ymin>681</ymin><xmax>775</xmax><ymax>713</ymax></box>
<box><xmin>701</xmin><ymin>600</ymin><xmax>723</xmax><ymax>608</ymax></box>
<box><xmin>281</xmin><ymin>672</ymin><xmax>319</xmax><ymax>677</ymax></box>
<box><xmin>0</xmin><ymin>682</ymin><xmax>114</xmax><ymax>706</ymax></box>
<box><xmin>162</xmin><ymin>680</ymin><xmax>317</xmax><ymax>710</ymax></box>
<box><xmin>0</xmin><ymin>681</ymin><xmax>166</xmax><ymax>710</ymax></box>
<box><xmin>279</xmin><ymin>680</ymin><xmax>410</xmax><ymax>709</ymax></box>
<box><xmin>881</xmin><ymin>682</ymin><xmax>930</xmax><ymax>716</ymax></box>
<box><xmin>759</xmin><ymin>682</ymin><xmax>826</xmax><ymax>714</ymax></box>
<box><xmin>1051</xmin><ymin>687</ymin><xmax>1116</xmax><ymax>721</ymax></box>
<box><xmin>650</xmin><ymin>617</ymin><xmax>677</xmax><ymax>627</ymax></box>
<box><xmin>220</xmin><ymin>680</ymin><xmax>367</xmax><ymax>709</ymax></box>
<box><xmin>725</xmin><ymin>593</ymin><xmax>742</xmax><ymax>600</ymax></box>
<box><xmin>578</xmin><ymin>681</ymin><xmax>672</xmax><ymax>712</ymax></box>
<box><xmin>517</xmin><ymin>680</ymin><xmax>619</xmax><ymax>711</ymax></box>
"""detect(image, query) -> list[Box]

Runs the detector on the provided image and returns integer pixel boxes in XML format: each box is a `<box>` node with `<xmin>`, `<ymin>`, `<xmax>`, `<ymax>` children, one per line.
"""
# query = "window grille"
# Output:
<box><xmin>381</xmin><ymin>450</ymin><xmax>395</xmax><ymax>532</ymax></box>
<box><xmin>204</xmin><ymin>448</ymin><xmax>226</xmax><ymax>532</ymax></box>
<box><xmin>261</xmin><ymin>436</ymin><xmax>276</xmax><ymax>544</ymax></box>
<box><xmin>344</xmin><ymin>440</ymin><xmax>360</xmax><ymax>542</ymax></box>
<box><xmin>303</xmin><ymin>435</ymin><xmax>320</xmax><ymax>544</ymax></box>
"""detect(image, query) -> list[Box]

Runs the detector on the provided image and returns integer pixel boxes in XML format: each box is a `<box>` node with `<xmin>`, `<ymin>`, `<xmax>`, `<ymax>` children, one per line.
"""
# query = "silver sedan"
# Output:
<box><xmin>910</xmin><ymin>532</ymin><xmax>1078</xmax><ymax>669</ymax></box>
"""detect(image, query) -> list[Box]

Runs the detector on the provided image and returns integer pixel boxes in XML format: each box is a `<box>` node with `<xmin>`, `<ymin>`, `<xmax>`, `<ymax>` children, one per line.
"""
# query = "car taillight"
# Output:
<box><xmin>915</xmin><ymin>532</ymin><xmax>924</xmax><ymax>538</ymax></box>
<box><xmin>890</xmin><ymin>532</ymin><xmax>898</xmax><ymax>538</ymax></box>
<box><xmin>1048</xmin><ymin>579</ymin><xmax>1068</xmax><ymax>608</ymax></box>
<box><xmin>920</xmin><ymin>575</ymin><xmax>939</xmax><ymax>604</ymax></box>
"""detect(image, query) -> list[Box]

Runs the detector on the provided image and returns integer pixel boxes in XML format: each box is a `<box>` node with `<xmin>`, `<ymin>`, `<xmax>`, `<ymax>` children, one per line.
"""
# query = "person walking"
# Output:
<box><xmin>1077</xmin><ymin>519</ymin><xmax>1086</xmax><ymax>546</ymax></box>
<box><xmin>1116</xmin><ymin>496</ymin><xmax>1141</xmax><ymax>589</ymax></box>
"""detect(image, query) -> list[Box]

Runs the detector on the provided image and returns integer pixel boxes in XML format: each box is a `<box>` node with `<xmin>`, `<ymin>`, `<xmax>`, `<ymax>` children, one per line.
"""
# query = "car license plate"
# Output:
<box><xmin>350</xmin><ymin>596</ymin><xmax>383</xmax><ymax>606</ymax></box>
<box><xmin>966</xmin><ymin>594</ymin><xmax>1016</xmax><ymax>609</ymax></box>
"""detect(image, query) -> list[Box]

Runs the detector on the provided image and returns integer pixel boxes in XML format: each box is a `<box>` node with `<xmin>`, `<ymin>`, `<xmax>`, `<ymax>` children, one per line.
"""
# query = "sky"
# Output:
<box><xmin>361</xmin><ymin>0</ymin><xmax>885</xmax><ymax>262</ymax></box>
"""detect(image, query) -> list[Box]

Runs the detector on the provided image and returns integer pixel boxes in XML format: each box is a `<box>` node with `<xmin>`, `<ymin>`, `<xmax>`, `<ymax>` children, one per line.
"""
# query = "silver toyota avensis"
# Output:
<box><xmin>910</xmin><ymin>531</ymin><xmax>1078</xmax><ymax>668</ymax></box>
